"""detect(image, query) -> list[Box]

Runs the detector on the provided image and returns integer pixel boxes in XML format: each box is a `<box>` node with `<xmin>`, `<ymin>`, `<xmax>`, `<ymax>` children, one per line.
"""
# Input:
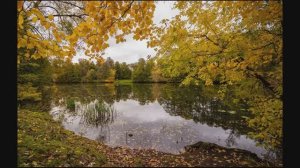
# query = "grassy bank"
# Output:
<box><xmin>114</xmin><ymin>79</ymin><xmax>133</xmax><ymax>85</ymax></box>
<box><xmin>18</xmin><ymin>110</ymin><xmax>107</xmax><ymax>167</ymax></box>
<box><xmin>53</xmin><ymin>80</ymin><xmax>115</xmax><ymax>84</ymax></box>
<box><xmin>18</xmin><ymin>109</ymin><xmax>276</xmax><ymax>167</ymax></box>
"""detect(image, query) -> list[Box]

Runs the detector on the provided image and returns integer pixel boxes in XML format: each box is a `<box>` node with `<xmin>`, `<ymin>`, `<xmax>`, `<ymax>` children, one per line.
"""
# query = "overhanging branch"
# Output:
<box><xmin>53</xmin><ymin>14</ymin><xmax>87</xmax><ymax>20</ymax></box>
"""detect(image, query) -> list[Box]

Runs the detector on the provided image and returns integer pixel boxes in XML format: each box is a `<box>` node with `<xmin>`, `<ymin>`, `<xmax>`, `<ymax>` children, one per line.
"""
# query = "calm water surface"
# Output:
<box><xmin>45</xmin><ymin>83</ymin><xmax>278</xmax><ymax>161</ymax></box>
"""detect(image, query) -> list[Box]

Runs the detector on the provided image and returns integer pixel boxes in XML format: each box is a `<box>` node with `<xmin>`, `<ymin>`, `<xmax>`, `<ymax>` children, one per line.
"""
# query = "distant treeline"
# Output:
<box><xmin>18</xmin><ymin>57</ymin><xmax>181</xmax><ymax>85</ymax></box>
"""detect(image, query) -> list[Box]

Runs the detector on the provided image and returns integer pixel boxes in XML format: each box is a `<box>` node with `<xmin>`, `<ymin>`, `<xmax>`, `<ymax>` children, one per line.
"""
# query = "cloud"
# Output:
<box><xmin>102</xmin><ymin>34</ymin><xmax>155</xmax><ymax>64</ymax></box>
<box><xmin>73</xmin><ymin>1</ymin><xmax>179</xmax><ymax>64</ymax></box>
<box><xmin>153</xmin><ymin>1</ymin><xmax>179</xmax><ymax>25</ymax></box>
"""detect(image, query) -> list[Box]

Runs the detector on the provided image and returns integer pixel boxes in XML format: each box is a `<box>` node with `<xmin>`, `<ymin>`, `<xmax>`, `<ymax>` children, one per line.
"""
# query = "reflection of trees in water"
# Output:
<box><xmin>224</xmin><ymin>83</ymin><xmax>282</xmax><ymax>160</ymax></box>
<box><xmin>115</xmin><ymin>85</ymin><xmax>132</xmax><ymax>102</ymax></box>
<box><xmin>115</xmin><ymin>84</ymin><xmax>158</xmax><ymax>104</ymax></box>
<box><xmin>20</xmin><ymin>86</ymin><xmax>53</xmax><ymax>111</ymax></box>
<box><xmin>49</xmin><ymin>84</ymin><xmax>116</xmax><ymax>106</ymax></box>
<box><xmin>131</xmin><ymin>84</ymin><xmax>155</xmax><ymax>105</ymax></box>
<box><xmin>157</xmin><ymin>85</ymin><xmax>252</xmax><ymax>135</ymax></box>
<box><xmin>49</xmin><ymin>83</ymin><xmax>252</xmax><ymax>135</ymax></box>
<box><xmin>225</xmin><ymin>130</ymin><xmax>240</xmax><ymax>147</ymax></box>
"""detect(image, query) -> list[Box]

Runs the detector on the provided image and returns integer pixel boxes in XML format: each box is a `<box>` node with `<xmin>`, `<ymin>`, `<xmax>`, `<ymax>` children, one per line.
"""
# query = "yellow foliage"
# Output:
<box><xmin>18</xmin><ymin>38</ymin><xmax>27</xmax><ymax>48</ymax></box>
<box><xmin>18</xmin><ymin>1</ymin><xmax>155</xmax><ymax>62</ymax></box>
<box><xmin>32</xmin><ymin>17</ymin><xmax>38</xmax><ymax>23</ymax></box>
<box><xmin>152</xmin><ymin>1</ymin><xmax>282</xmax><ymax>150</ymax></box>
<box><xmin>17</xmin><ymin>1</ymin><xmax>23</xmax><ymax>12</ymax></box>
<box><xmin>48</xmin><ymin>15</ymin><xmax>54</xmax><ymax>21</ymax></box>
<box><xmin>18</xmin><ymin>15</ymin><xmax>24</xmax><ymax>29</ymax></box>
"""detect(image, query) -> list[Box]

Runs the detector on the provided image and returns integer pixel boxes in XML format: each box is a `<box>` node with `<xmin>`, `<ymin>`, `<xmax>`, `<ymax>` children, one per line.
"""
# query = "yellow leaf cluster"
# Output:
<box><xmin>18</xmin><ymin>1</ymin><xmax>156</xmax><ymax>62</ymax></box>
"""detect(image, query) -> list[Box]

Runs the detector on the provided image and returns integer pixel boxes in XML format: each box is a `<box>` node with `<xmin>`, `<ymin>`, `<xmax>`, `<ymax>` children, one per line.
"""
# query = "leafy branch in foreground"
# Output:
<box><xmin>150</xmin><ymin>1</ymin><xmax>282</xmax><ymax>149</ymax></box>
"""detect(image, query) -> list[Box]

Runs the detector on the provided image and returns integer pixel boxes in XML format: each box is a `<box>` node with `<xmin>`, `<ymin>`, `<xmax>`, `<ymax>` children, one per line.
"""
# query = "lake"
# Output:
<box><xmin>40</xmin><ymin>83</ymin><xmax>280</xmax><ymax>162</ymax></box>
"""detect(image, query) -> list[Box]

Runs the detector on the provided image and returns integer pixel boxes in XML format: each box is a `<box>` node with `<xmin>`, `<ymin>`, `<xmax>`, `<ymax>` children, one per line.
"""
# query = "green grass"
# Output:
<box><xmin>115</xmin><ymin>79</ymin><xmax>133</xmax><ymax>85</ymax></box>
<box><xmin>66</xmin><ymin>98</ymin><xmax>75</xmax><ymax>110</ymax></box>
<box><xmin>18</xmin><ymin>110</ymin><xmax>107</xmax><ymax>167</ymax></box>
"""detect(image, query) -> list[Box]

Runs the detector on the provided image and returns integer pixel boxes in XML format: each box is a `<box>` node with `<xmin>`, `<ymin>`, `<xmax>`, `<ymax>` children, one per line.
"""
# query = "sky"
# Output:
<box><xmin>72</xmin><ymin>1</ymin><xmax>179</xmax><ymax>64</ymax></box>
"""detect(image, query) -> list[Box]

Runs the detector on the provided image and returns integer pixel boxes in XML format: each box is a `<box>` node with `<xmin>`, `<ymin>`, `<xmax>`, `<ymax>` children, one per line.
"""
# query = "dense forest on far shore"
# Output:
<box><xmin>18</xmin><ymin>57</ymin><xmax>177</xmax><ymax>84</ymax></box>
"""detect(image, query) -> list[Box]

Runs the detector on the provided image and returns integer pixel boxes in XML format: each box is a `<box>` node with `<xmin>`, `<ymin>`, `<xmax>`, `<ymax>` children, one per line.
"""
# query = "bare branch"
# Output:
<box><xmin>251</xmin><ymin>42</ymin><xmax>274</xmax><ymax>51</ymax></box>
<box><xmin>38</xmin><ymin>5</ymin><xmax>60</xmax><ymax>15</ymax></box>
<box><xmin>245</xmin><ymin>67</ymin><xmax>277</xmax><ymax>95</ymax></box>
<box><xmin>53</xmin><ymin>14</ymin><xmax>87</xmax><ymax>20</ymax></box>
<box><xmin>121</xmin><ymin>1</ymin><xmax>134</xmax><ymax>19</ymax></box>
<box><xmin>190</xmin><ymin>34</ymin><xmax>219</xmax><ymax>47</ymax></box>
<box><xmin>193</xmin><ymin>50</ymin><xmax>224</xmax><ymax>57</ymax></box>
<box><xmin>61</xmin><ymin>1</ymin><xmax>84</xmax><ymax>10</ymax></box>
<box><xmin>28</xmin><ymin>24</ymin><xmax>45</xmax><ymax>40</ymax></box>
<box><xmin>262</xmin><ymin>29</ymin><xmax>282</xmax><ymax>36</ymax></box>
<box><xmin>37</xmin><ymin>5</ymin><xmax>64</xmax><ymax>23</ymax></box>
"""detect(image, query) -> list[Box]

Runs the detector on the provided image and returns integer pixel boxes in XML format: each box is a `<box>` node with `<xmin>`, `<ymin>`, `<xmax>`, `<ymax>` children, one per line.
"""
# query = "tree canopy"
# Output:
<box><xmin>149</xmin><ymin>1</ymin><xmax>282</xmax><ymax>149</ymax></box>
<box><xmin>17</xmin><ymin>1</ymin><xmax>155</xmax><ymax>63</ymax></box>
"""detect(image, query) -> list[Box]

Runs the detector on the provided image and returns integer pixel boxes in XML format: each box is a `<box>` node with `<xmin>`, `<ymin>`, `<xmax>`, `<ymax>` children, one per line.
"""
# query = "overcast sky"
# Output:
<box><xmin>73</xmin><ymin>1</ymin><xmax>179</xmax><ymax>64</ymax></box>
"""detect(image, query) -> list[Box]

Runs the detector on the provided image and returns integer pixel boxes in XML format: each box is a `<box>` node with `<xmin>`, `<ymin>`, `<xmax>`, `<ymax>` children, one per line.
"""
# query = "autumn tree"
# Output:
<box><xmin>151</xmin><ymin>61</ymin><xmax>168</xmax><ymax>82</ymax></box>
<box><xmin>95</xmin><ymin>57</ymin><xmax>115</xmax><ymax>82</ymax></box>
<box><xmin>55</xmin><ymin>59</ymin><xmax>81</xmax><ymax>83</ymax></box>
<box><xmin>115</xmin><ymin>61</ymin><xmax>121</xmax><ymax>79</ymax></box>
<box><xmin>78</xmin><ymin>59</ymin><xmax>93</xmax><ymax>79</ymax></box>
<box><xmin>132</xmin><ymin>58</ymin><xmax>149</xmax><ymax>82</ymax></box>
<box><xmin>120</xmin><ymin>62</ymin><xmax>132</xmax><ymax>79</ymax></box>
<box><xmin>115</xmin><ymin>61</ymin><xmax>132</xmax><ymax>80</ymax></box>
<box><xmin>18</xmin><ymin>1</ymin><xmax>156</xmax><ymax>62</ymax></box>
<box><xmin>18</xmin><ymin>57</ymin><xmax>52</xmax><ymax>103</ymax></box>
<box><xmin>150</xmin><ymin>1</ymin><xmax>282</xmax><ymax>149</ymax></box>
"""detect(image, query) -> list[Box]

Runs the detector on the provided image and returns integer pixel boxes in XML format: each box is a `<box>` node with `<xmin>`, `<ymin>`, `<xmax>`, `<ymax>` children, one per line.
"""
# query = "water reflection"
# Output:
<box><xmin>47</xmin><ymin>83</ymin><xmax>280</xmax><ymax>162</ymax></box>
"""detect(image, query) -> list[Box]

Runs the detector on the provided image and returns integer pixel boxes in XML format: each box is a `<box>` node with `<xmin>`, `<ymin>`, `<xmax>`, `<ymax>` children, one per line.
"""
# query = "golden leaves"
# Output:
<box><xmin>155</xmin><ymin>0</ymin><xmax>282</xmax><ymax>87</ymax></box>
<box><xmin>32</xmin><ymin>17</ymin><xmax>38</xmax><ymax>23</ymax></box>
<box><xmin>151</xmin><ymin>1</ymin><xmax>282</xmax><ymax>152</ymax></box>
<box><xmin>29</xmin><ymin>8</ymin><xmax>45</xmax><ymax>22</ymax></box>
<box><xmin>104</xmin><ymin>34</ymin><xmax>109</xmax><ymax>41</ymax></box>
<box><xmin>18</xmin><ymin>38</ymin><xmax>27</xmax><ymax>48</ymax></box>
<box><xmin>52</xmin><ymin>29</ymin><xmax>62</xmax><ymax>42</ymax></box>
<box><xmin>205</xmin><ymin>79</ymin><xmax>213</xmax><ymax>86</ymax></box>
<box><xmin>17</xmin><ymin>1</ymin><xmax>156</xmax><ymax>62</ymax></box>
<box><xmin>17</xmin><ymin>1</ymin><xmax>24</xmax><ymax>12</ymax></box>
<box><xmin>207</xmin><ymin>63</ymin><xmax>217</xmax><ymax>72</ymax></box>
<box><xmin>42</xmin><ymin>22</ymin><xmax>51</xmax><ymax>30</ymax></box>
<box><xmin>102</xmin><ymin>43</ymin><xmax>109</xmax><ymax>49</ymax></box>
<box><xmin>48</xmin><ymin>15</ymin><xmax>54</xmax><ymax>21</ymax></box>
<box><xmin>18</xmin><ymin>15</ymin><xmax>24</xmax><ymax>29</ymax></box>
<box><xmin>115</xmin><ymin>35</ymin><xmax>126</xmax><ymax>44</ymax></box>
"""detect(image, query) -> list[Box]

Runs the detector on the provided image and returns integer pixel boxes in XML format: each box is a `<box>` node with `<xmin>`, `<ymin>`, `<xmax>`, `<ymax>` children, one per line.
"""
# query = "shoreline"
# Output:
<box><xmin>18</xmin><ymin>109</ymin><xmax>280</xmax><ymax>167</ymax></box>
